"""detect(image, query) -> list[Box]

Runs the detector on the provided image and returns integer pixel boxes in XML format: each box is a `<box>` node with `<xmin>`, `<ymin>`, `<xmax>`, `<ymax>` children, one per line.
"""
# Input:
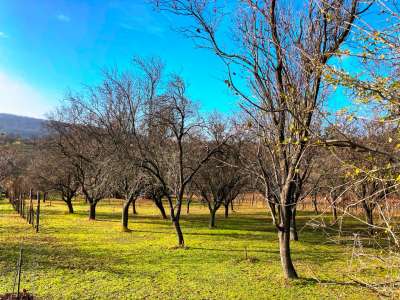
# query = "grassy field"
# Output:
<box><xmin>0</xmin><ymin>198</ymin><xmax>395</xmax><ymax>299</ymax></box>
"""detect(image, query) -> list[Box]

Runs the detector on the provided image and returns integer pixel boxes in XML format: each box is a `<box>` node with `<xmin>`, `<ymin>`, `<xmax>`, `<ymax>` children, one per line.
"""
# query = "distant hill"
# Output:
<box><xmin>0</xmin><ymin>113</ymin><xmax>49</xmax><ymax>138</ymax></box>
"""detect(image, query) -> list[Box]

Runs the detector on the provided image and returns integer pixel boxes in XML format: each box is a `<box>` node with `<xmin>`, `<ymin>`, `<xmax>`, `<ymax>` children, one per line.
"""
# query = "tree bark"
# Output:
<box><xmin>366</xmin><ymin>209</ymin><xmax>374</xmax><ymax>235</ymax></box>
<box><xmin>209</xmin><ymin>209</ymin><xmax>217</xmax><ymax>228</ymax></box>
<box><xmin>173</xmin><ymin>218</ymin><xmax>184</xmax><ymax>246</ymax></box>
<box><xmin>362</xmin><ymin>201</ymin><xmax>374</xmax><ymax>235</ymax></box>
<box><xmin>331</xmin><ymin>196</ymin><xmax>338</xmax><ymax>224</ymax></box>
<box><xmin>132</xmin><ymin>198</ymin><xmax>137</xmax><ymax>215</ymax></box>
<box><xmin>268</xmin><ymin>200</ymin><xmax>278</xmax><ymax>225</ymax></box>
<box><xmin>278</xmin><ymin>203</ymin><xmax>298</xmax><ymax>279</ymax></box>
<box><xmin>332</xmin><ymin>204</ymin><xmax>338</xmax><ymax>223</ymax></box>
<box><xmin>66</xmin><ymin>199</ymin><xmax>74</xmax><ymax>214</ymax></box>
<box><xmin>89</xmin><ymin>202</ymin><xmax>97</xmax><ymax>220</ymax></box>
<box><xmin>62</xmin><ymin>192</ymin><xmax>74</xmax><ymax>213</ymax></box>
<box><xmin>186</xmin><ymin>200</ymin><xmax>190</xmax><ymax>214</ymax></box>
<box><xmin>155</xmin><ymin>199</ymin><xmax>168</xmax><ymax>219</ymax></box>
<box><xmin>224</xmin><ymin>204</ymin><xmax>229</xmax><ymax>218</ymax></box>
<box><xmin>278</xmin><ymin>184</ymin><xmax>298</xmax><ymax>280</ymax></box>
<box><xmin>122</xmin><ymin>197</ymin><xmax>134</xmax><ymax>231</ymax></box>
<box><xmin>290</xmin><ymin>206</ymin><xmax>298</xmax><ymax>241</ymax></box>
<box><xmin>312</xmin><ymin>195</ymin><xmax>319</xmax><ymax>214</ymax></box>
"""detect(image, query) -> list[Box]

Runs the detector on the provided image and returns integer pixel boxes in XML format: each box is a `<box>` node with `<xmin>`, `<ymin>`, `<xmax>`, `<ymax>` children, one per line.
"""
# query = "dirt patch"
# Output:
<box><xmin>0</xmin><ymin>290</ymin><xmax>35</xmax><ymax>300</ymax></box>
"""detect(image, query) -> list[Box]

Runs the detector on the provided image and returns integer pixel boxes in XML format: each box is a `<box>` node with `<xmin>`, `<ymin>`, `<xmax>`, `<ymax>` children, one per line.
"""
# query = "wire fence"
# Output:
<box><xmin>8</xmin><ymin>191</ymin><xmax>41</xmax><ymax>233</ymax></box>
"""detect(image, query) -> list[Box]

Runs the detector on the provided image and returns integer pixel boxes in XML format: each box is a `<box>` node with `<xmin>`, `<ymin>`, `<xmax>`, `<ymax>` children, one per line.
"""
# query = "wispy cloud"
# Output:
<box><xmin>56</xmin><ymin>14</ymin><xmax>70</xmax><ymax>22</ymax></box>
<box><xmin>0</xmin><ymin>32</ymin><xmax>8</xmax><ymax>38</ymax></box>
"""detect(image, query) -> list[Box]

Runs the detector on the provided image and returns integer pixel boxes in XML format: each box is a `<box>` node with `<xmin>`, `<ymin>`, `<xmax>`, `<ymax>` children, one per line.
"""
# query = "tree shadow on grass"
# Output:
<box><xmin>295</xmin><ymin>277</ymin><xmax>365</xmax><ymax>289</ymax></box>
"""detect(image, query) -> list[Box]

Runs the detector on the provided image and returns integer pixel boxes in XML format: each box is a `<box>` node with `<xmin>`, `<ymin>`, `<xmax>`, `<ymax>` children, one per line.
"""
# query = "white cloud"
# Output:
<box><xmin>56</xmin><ymin>14</ymin><xmax>70</xmax><ymax>22</ymax></box>
<box><xmin>0</xmin><ymin>72</ymin><xmax>56</xmax><ymax>118</ymax></box>
<box><xmin>0</xmin><ymin>32</ymin><xmax>8</xmax><ymax>38</ymax></box>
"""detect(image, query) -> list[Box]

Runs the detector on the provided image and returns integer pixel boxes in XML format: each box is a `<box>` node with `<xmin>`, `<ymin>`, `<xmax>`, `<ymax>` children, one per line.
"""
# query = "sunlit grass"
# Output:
<box><xmin>0</xmin><ymin>198</ymin><xmax>392</xmax><ymax>299</ymax></box>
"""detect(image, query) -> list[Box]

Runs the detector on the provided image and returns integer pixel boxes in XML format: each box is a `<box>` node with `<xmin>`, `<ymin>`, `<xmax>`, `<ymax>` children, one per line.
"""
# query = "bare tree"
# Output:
<box><xmin>194</xmin><ymin>117</ymin><xmax>247</xmax><ymax>228</ymax></box>
<box><xmin>107</xmin><ymin>157</ymin><xmax>149</xmax><ymax>231</ymax></box>
<box><xmin>61</xmin><ymin>57</ymin><xmax>224</xmax><ymax>245</ymax></box>
<box><xmin>29</xmin><ymin>141</ymin><xmax>79</xmax><ymax>213</ymax></box>
<box><xmin>153</xmin><ymin>0</ymin><xmax>370</xmax><ymax>278</ymax></box>
<box><xmin>49</xmin><ymin>109</ymin><xmax>111</xmax><ymax>220</ymax></box>
<box><xmin>143</xmin><ymin>182</ymin><xmax>168</xmax><ymax>219</ymax></box>
<box><xmin>0</xmin><ymin>147</ymin><xmax>17</xmax><ymax>187</ymax></box>
<box><xmin>138</xmin><ymin>76</ymin><xmax>225</xmax><ymax>246</ymax></box>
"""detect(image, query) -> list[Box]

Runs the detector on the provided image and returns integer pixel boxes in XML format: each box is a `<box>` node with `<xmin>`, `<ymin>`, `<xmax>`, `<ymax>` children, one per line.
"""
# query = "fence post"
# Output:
<box><xmin>29</xmin><ymin>189</ymin><xmax>33</xmax><ymax>224</ymax></box>
<box><xmin>21</xmin><ymin>194</ymin><xmax>25</xmax><ymax>218</ymax></box>
<box><xmin>17</xmin><ymin>194</ymin><xmax>19</xmax><ymax>213</ymax></box>
<box><xmin>36</xmin><ymin>192</ymin><xmax>40</xmax><ymax>233</ymax></box>
<box><xmin>16</xmin><ymin>247</ymin><xmax>23</xmax><ymax>299</ymax></box>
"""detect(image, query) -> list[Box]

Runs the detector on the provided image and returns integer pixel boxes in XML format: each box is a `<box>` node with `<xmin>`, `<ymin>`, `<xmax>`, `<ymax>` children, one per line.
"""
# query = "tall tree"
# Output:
<box><xmin>154</xmin><ymin>0</ymin><xmax>370</xmax><ymax>278</ymax></box>
<box><xmin>138</xmin><ymin>76</ymin><xmax>224</xmax><ymax>246</ymax></box>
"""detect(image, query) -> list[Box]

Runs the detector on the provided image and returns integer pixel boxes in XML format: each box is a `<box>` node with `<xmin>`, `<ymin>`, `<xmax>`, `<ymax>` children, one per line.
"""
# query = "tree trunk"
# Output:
<box><xmin>122</xmin><ymin>198</ymin><xmax>133</xmax><ymax>231</ymax></box>
<box><xmin>173</xmin><ymin>218</ymin><xmax>184</xmax><ymax>246</ymax></box>
<box><xmin>224</xmin><ymin>204</ymin><xmax>229</xmax><ymax>218</ymax></box>
<box><xmin>62</xmin><ymin>192</ymin><xmax>74</xmax><ymax>214</ymax></box>
<box><xmin>312</xmin><ymin>195</ymin><xmax>319</xmax><ymax>214</ymax></box>
<box><xmin>278</xmin><ymin>204</ymin><xmax>298</xmax><ymax>279</ymax></box>
<box><xmin>66</xmin><ymin>199</ymin><xmax>74</xmax><ymax>214</ymax></box>
<box><xmin>89</xmin><ymin>202</ymin><xmax>97</xmax><ymax>220</ymax></box>
<box><xmin>362</xmin><ymin>201</ymin><xmax>374</xmax><ymax>235</ymax></box>
<box><xmin>186</xmin><ymin>200</ymin><xmax>190</xmax><ymax>214</ymax></box>
<box><xmin>209</xmin><ymin>209</ymin><xmax>217</xmax><ymax>228</ymax></box>
<box><xmin>132</xmin><ymin>198</ymin><xmax>137</xmax><ymax>215</ymax></box>
<box><xmin>331</xmin><ymin>197</ymin><xmax>338</xmax><ymax>224</ymax></box>
<box><xmin>290</xmin><ymin>206</ymin><xmax>298</xmax><ymax>241</ymax></box>
<box><xmin>268</xmin><ymin>200</ymin><xmax>278</xmax><ymax>225</ymax></box>
<box><xmin>155</xmin><ymin>199</ymin><xmax>168</xmax><ymax>219</ymax></box>
<box><xmin>332</xmin><ymin>204</ymin><xmax>337</xmax><ymax>223</ymax></box>
<box><xmin>366</xmin><ymin>209</ymin><xmax>374</xmax><ymax>235</ymax></box>
<box><xmin>230</xmin><ymin>199</ymin><xmax>234</xmax><ymax>212</ymax></box>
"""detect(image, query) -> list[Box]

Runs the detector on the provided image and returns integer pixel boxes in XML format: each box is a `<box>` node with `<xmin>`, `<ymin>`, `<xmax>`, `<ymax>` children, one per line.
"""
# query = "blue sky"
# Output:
<box><xmin>0</xmin><ymin>0</ymin><xmax>235</xmax><ymax>118</ymax></box>
<box><xmin>0</xmin><ymin>1</ymin><xmax>383</xmax><ymax>119</ymax></box>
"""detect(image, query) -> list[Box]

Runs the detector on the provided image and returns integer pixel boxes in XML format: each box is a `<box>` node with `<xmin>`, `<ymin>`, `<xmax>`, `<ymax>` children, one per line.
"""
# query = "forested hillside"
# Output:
<box><xmin>0</xmin><ymin>113</ymin><xmax>48</xmax><ymax>138</ymax></box>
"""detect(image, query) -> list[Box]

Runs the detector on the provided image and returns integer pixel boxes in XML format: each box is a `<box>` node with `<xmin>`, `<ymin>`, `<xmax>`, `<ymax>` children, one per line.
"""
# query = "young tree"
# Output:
<box><xmin>194</xmin><ymin>119</ymin><xmax>247</xmax><ymax>228</ymax></box>
<box><xmin>184</xmin><ymin>183</ymin><xmax>195</xmax><ymax>215</ymax></box>
<box><xmin>107</xmin><ymin>157</ymin><xmax>149</xmax><ymax>231</ymax></box>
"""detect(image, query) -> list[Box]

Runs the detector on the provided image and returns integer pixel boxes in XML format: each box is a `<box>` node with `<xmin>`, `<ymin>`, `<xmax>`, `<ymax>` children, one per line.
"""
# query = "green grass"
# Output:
<box><xmin>0</xmin><ymin>198</ymin><xmax>395</xmax><ymax>299</ymax></box>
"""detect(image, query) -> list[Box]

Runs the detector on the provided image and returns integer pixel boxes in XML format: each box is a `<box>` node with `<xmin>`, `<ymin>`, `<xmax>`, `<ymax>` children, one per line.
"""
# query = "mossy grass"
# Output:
<box><xmin>0</xmin><ymin>198</ymin><xmax>395</xmax><ymax>299</ymax></box>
